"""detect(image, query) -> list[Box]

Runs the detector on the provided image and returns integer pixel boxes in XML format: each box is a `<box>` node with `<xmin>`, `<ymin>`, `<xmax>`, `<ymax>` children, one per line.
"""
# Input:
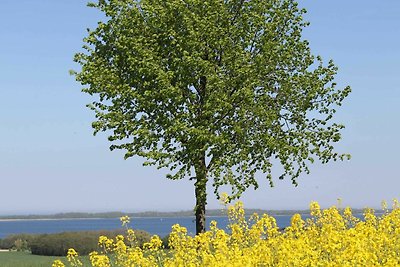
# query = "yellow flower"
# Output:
<box><xmin>219</xmin><ymin>192</ymin><xmax>230</xmax><ymax>206</ymax></box>
<box><xmin>143</xmin><ymin>235</ymin><xmax>163</xmax><ymax>251</ymax></box>
<box><xmin>66</xmin><ymin>248</ymin><xmax>82</xmax><ymax>267</ymax></box>
<box><xmin>120</xmin><ymin>215</ymin><xmax>130</xmax><ymax>226</ymax></box>
<box><xmin>52</xmin><ymin>260</ymin><xmax>65</xmax><ymax>267</ymax></box>
<box><xmin>89</xmin><ymin>251</ymin><xmax>111</xmax><ymax>267</ymax></box>
<box><xmin>67</xmin><ymin>248</ymin><xmax>78</xmax><ymax>258</ymax></box>
<box><xmin>60</xmin><ymin>200</ymin><xmax>400</xmax><ymax>267</ymax></box>
<box><xmin>310</xmin><ymin>201</ymin><xmax>321</xmax><ymax>217</ymax></box>
<box><xmin>98</xmin><ymin>235</ymin><xmax>113</xmax><ymax>252</ymax></box>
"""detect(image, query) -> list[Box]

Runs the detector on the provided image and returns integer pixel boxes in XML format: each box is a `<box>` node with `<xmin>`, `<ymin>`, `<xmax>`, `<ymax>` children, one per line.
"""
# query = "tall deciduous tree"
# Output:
<box><xmin>74</xmin><ymin>0</ymin><xmax>350</xmax><ymax>234</ymax></box>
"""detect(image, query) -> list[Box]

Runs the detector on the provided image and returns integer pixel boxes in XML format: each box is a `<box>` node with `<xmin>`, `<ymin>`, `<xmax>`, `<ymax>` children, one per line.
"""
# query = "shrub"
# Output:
<box><xmin>30</xmin><ymin>229</ymin><xmax>151</xmax><ymax>256</ymax></box>
<box><xmin>0</xmin><ymin>233</ymin><xmax>35</xmax><ymax>250</ymax></box>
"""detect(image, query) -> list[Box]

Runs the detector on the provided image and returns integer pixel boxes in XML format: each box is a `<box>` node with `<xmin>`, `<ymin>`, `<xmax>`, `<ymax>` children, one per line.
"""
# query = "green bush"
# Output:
<box><xmin>0</xmin><ymin>234</ymin><xmax>35</xmax><ymax>251</ymax></box>
<box><xmin>29</xmin><ymin>229</ymin><xmax>151</xmax><ymax>256</ymax></box>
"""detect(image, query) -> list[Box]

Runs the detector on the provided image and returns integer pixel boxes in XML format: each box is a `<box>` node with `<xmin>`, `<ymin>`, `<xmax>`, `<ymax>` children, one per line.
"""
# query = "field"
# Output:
<box><xmin>0</xmin><ymin>251</ymin><xmax>89</xmax><ymax>267</ymax></box>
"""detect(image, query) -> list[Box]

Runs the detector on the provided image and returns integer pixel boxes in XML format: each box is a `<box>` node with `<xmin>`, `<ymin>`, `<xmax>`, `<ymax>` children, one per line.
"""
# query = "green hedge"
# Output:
<box><xmin>0</xmin><ymin>234</ymin><xmax>35</xmax><ymax>251</ymax></box>
<box><xmin>29</xmin><ymin>229</ymin><xmax>151</xmax><ymax>256</ymax></box>
<box><xmin>1</xmin><ymin>229</ymin><xmax>151</xmax><ymax>256</ymax></box>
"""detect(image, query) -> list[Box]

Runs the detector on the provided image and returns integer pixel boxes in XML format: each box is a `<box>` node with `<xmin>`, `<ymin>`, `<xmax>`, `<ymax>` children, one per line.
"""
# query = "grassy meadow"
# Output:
<box><xmin>0</xmin><ymin>251</ymin><xmax>89</xmax><ymax>267</ymax></box>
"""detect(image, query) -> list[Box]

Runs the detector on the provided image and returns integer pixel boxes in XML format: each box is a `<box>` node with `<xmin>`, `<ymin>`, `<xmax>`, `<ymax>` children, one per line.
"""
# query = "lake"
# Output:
<box><xmin>0</xmin><ymin>215</ymin><xmax>300</xmax><ymax>239</ymax></box>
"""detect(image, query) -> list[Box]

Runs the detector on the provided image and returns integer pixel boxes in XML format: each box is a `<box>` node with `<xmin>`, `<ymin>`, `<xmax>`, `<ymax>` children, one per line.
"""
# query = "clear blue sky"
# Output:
<box><xmin>1</xmin><ymin>0</ymin><xmax>399</xmax><ymax>215</ymax></box>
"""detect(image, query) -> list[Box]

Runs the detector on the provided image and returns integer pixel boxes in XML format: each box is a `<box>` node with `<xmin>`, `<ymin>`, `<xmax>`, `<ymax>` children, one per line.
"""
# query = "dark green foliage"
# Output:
<box><xmin>30</xmin><ymin>232</ymin><xmax>86</xmax><ymax>256</ymax></box>
<box><xmin>29</xmin><ymin>229</ymin><xmax>151</xmax><ymax>256</ymax></box>
<box><xmin>0</xmin><ymin>229</ymin><xmax>151</xmax><ymax>256</ymax></box>
<box><xmin>0</xmin><ymin>234</ymin><xmax>35</xmax><ymax>251</ymax></box>
<box><xmin>161</xmin><ymin>234</ymin><xmax>170</xmax><ymax>249</ymax></box>
<box><xmin>0</xmin><ymin>238</ymin><xmax>5</xmax><ymax>250</ymax></box>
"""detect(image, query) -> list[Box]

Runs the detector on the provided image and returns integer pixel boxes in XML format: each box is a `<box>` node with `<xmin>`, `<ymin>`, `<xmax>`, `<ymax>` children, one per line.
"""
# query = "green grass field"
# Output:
<box><xmin>0</xmin><ymin>251</ymin><xmax>90</xmax><ymax>267</ymax></box>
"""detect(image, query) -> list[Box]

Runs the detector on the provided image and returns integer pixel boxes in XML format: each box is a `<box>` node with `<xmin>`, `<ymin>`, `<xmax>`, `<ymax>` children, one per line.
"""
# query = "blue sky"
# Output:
<box><xmin>1</xmin><ymin>0</ymin><xmax>399</xmax><ymax>215</ymax></box>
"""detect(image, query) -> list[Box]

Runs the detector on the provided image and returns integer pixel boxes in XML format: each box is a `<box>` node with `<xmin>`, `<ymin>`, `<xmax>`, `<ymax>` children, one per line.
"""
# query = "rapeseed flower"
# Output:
<box><xmin>54</xmin><ymin>200</ymin><xmax>400</xmax><ymax>266</ymax></box>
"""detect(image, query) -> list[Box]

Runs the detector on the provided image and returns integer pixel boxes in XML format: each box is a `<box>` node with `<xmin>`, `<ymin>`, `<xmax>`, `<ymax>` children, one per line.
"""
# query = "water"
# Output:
<box><xmin>0</xmin><ymin>215</ymin><xmax>297</xmax><ymax>239</ymax></box>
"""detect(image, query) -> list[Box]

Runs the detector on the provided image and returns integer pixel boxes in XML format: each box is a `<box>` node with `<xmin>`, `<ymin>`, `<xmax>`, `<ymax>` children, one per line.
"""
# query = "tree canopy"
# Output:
<box><xmin>75</xmin><ymin>0</ymin><xmax>351</xmax><ymax>233</ymax></box>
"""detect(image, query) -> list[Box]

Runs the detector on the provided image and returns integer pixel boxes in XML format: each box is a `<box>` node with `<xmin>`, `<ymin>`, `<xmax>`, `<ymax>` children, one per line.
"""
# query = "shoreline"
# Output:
<box><xmin>0</xmin><ymin>210</ymin><xmax>372</xmax><ymax>222</ymax></box>
<box><xmin>0</xmin><ymin>216</ymin><xmax>200</xmax><ymax>222</ymax></box>
<box><xmin>0</xmin><ymin>217</ymin><xmax>107</xmax><ymax>222</ymax></box>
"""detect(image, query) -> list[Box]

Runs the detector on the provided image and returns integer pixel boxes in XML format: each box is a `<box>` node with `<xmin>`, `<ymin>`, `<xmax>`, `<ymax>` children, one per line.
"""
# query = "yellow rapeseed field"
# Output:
<box><xmin>53</xmin><ymin>200</ymin><xmax>400</xmax><ymax>266</ymax></box>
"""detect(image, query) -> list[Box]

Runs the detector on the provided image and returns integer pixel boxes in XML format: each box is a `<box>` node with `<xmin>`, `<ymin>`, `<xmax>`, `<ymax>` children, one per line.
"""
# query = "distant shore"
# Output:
<box><xmin>0</xmin><ymin>208</ymin><xmax>370</xmax><ymax>221</ymax></box>
<box><xmin>0</xmin><ymin>217</ymin><xmax>106</xmax><ymax>222</ymax></box>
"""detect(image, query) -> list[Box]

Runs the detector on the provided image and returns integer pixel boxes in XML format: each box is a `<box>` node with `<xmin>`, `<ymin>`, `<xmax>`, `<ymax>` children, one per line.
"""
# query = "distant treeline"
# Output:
<box><xmin>0</xmin><ymin>208</ymin><xmax>368</xmax><ymax>220</ymax></box>
<box><xmin>0</xmin><ymin>229</ymin><xmax>152</xmax><ymax>256</ymax></box>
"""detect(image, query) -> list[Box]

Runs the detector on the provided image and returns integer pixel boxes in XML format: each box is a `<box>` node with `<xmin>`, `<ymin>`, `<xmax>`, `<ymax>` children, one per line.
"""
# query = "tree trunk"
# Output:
<box><xmin>194</xmin><ymin>154</ymin><xmax>207</xmax><ymax>234</ymax></box>
<box><xmin>195</xmin><ymin>72</ymin><xmax>208</xmax><ymax>234</ymax></box>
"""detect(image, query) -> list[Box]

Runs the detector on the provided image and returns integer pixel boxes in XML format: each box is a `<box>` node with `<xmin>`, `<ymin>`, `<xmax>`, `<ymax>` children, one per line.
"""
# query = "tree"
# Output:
<box><xmin>74</xmin><ymin>0</ymin><xmax>351</xmax><ymax>234</ymax></box>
